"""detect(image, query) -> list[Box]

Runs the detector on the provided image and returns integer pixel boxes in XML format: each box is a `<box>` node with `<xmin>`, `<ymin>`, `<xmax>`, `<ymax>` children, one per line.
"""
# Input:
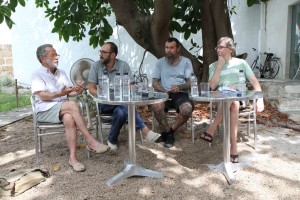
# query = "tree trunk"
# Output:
<box><xmin>109</xmin><ymin>0</ymin><xmax>233</xmax><ymax>83</ymax></box>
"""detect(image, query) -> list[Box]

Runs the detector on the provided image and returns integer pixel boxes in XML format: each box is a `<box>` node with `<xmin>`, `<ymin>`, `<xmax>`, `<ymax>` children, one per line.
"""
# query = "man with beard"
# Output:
<box><xmin>88</xmin><ymin>42</ymin><xmax>160</xmax><ymax>150</ymax></box>
<box><xmin>151</xmin><ymin>37</ymin><xmax>194</xmax><ymax>148</ymax></box>
<box><xmin>31</xmin><ymin>44</ymin><xmax>109</xmax><ymax>172</ymax></box>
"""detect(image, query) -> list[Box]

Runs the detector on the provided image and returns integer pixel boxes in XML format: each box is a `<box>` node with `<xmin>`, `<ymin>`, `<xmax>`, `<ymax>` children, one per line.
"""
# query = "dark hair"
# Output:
<box><xmin>106</xmin><ymin>42</ymin><xmax>118</xmax><ymax>55</ymax></box>
<box><xmin>217</xmin><ymin>37</ymin><xmax>236</xmax><ymax>56</ymax></box>
<box><xmin>166</xmin><ymin>37</ymin><xmax>181</xmax><ymax>48</ymax></box>
<box><xmin>36</xmin><ymin>44</ymin><xmax>53</xmax><ymax>63</ymax></box>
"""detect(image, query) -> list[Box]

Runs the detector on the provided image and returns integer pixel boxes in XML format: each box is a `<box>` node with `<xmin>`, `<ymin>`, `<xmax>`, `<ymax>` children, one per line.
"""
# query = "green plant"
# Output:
<box><xmin>0</xmin><ymin>92</ymin><xmax>30</xmax><ymax>112</ymax></box>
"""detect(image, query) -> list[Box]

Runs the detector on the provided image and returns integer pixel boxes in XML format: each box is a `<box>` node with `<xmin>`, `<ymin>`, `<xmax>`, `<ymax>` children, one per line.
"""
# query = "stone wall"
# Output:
<box><xmin>0</xmin><ymin>44</ymin><xmax>14</xmax><ymax>79</ymax></box>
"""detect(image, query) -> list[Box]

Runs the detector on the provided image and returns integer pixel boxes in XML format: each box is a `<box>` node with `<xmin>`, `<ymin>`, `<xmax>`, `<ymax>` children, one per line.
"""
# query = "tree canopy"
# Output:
<box><xmin>1</xmin><ymin>0</ymin><xmax>269</xmax><ymax>81</ymax></box>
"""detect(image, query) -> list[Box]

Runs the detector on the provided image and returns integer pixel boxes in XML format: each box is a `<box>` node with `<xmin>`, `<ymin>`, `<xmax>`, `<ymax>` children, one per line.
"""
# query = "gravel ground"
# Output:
<box><xmin>0</xmin><ymin>116</ymin><xmax>300</xmax><ymax>200</ymax></box>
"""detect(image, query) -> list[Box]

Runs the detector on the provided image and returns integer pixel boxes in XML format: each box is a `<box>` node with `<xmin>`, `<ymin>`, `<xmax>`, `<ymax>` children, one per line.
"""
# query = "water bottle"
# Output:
<box><xmin>237</xmin><ymin>69</ymin><xmax>247</xmax><ymax>95</ymax></box>
<box><xmin>100</xmin><ymin>72</ymin><xmax>109</xmax><ymax>100</ymax></box>
<box><xmin>190</xmin><ymin>73</ymin><xmax>199</xmax><ymax>97</ymax></box>
<box><xmin>122</xmin><ymin>72</ymin><xmax>130</xmax><ymax>101</ymax></box>
<box><xmin>114</xmin><ymin>72</ymin><xmax>122</xmax><ymax>101</ymax></box>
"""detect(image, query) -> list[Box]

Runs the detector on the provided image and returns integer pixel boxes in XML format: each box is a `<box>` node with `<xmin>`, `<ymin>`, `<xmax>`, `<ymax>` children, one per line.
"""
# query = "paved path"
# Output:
<box><xmin>0</xmin><ymin>105</ymin><xmax>32</xmax><ymax>127</ymax></box>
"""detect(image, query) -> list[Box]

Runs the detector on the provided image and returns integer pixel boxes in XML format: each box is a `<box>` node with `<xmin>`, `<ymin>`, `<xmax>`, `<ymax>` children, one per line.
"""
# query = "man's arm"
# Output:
<box><xmin>178</xmin><ymin>78</ymin><xmax>191</xmax><ymax>91</ymax></box>
<box><xmin>248</xmin><ymin>75</ymin><xmax>264</xmax><ymax>112</ymax></box>
<box><xmin>88</xmin><ymin>83</ymin><xmax>97</xmax><ymax>96</ymax></box>
<box><xmin>152</xmin><ymin>78</ymin><xmax>168</xmax><ymax>93</ymax></box>
<box><xmin>34</xmin><ymin>86</ymin><xmax>74</xmax><ymax>100</ymax></box>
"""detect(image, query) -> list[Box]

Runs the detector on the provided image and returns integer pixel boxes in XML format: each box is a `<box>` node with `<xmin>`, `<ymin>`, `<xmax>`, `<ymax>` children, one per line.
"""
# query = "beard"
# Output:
<box><xmin>45</xmin><ymin>58</ymin><xmax>58</xmax><ymax>68</ymax></box>
<box><xmin>100</xmin><ymin>57</ymin><xmax>110</xmax><ymax>65</ymax></box>
<box><xmin>166</xmin><ymin>54</ymin><xmax>176</xmax><ymax>65</ymax></box>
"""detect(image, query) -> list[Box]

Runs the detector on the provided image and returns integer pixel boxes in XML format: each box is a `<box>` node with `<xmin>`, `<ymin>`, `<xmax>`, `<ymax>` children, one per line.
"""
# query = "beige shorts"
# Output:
<box><xmin>36</xmin><ymin>102</ymin><xmax>64</xmax><ymax>123</ymax></box>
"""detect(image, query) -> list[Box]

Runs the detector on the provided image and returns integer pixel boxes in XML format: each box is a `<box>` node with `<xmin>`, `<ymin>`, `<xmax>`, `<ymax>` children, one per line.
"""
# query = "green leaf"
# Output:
<box><xmin>62</xmin><ymin>32</ymin><xmax>69</xmax><ymax>42</ymax></box>
<box><xmin>70</xmin><ymin>2</ymin><xmax>77</xmax><ymax>14</ymax></box>
<box><xmin>54</xmin><ymin>17</ymin><xmax>65</xmax><ymax>27</ymax></box>
<box><xmin>18</xmin><ymin>0</ymin><xmax>26</xmax><ymax>7</ymax></box>
<box><xmin>4</xmin><ymin>16</ymin><xmax>14</xmax><ymax>29</ymax></box>
<box><xmin>8</xmin><ymin>0</ymin><xmax>18</xmax><ymax>12</ymax></box>
<box><xmin>0</xmin><ymin>14</ymin><xmax>4</xmax><ymax>24</ymax></box>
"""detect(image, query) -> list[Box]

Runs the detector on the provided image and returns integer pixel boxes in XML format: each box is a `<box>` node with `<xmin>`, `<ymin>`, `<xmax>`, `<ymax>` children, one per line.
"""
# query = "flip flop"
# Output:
<box><xmin>230</xmin><ymin>154</ymin><xmax>239</xmax><ymax>163</ymax></box>
<box><xmin>200</xmin><ymin>131</ymin><xmax>213</xmax><ymax>143</ymax></box>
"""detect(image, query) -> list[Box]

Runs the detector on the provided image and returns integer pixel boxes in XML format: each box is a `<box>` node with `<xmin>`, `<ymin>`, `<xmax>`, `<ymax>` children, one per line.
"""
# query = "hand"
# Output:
<box><xmin>74</xmin><ymin>83</ymin><xmax>84</xmax><ymax>94</ymax></box>
<box><xmin>61</xmin><ymin>86</ymin><xmax>74</xmax><ymax>96</ymax></box>
<box><xmin>170</xmin><ymin>85</ymin><xmax>180</xmax><ymax>93</ymax></box>
<box><xmin>256</xmin><ymin>98</ymin><xmax>264</xmax><ymax>112</ymax></box>
<box><xmin>217</xmin><ymin>56</ymin><xmax>226</xmax><ymax>68</ymax></box>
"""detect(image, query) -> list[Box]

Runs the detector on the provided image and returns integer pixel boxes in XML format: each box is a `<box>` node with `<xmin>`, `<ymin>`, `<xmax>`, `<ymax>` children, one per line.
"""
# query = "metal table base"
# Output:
<box><xmin>106</xmin><ymin>104</ymin><xmax>164</xmax><ymax>186</ymax></box>
<box><xmin>106</xmin><ymin>161</ymin><xmax>164</xmax><ymax>186</ymax></box>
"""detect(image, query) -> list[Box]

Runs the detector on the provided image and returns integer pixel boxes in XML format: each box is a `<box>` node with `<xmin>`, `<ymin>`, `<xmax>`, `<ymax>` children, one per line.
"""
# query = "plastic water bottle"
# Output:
<box><xmin>190</xmin><ymin>73</ymin><xmax>199</xmax><ymax>97</ymax></box>
<box><xmin>238</xmin><ymin>69</ymin><xmax>247</xmax><ymax>95</ymax></box>
<box><xmin>122</xmin><ymin>73</ymin><xmax>130</xmax><ymax>101</ymax></box>
<box><xmin>114</xmin><ymin>73</ymin><xmax>122</xmax><ymax>101</ymax></box>
<box><xmin>100</xmin><ymin>72</ymin><xmax>109</xmax><ymax>100</ymax></box>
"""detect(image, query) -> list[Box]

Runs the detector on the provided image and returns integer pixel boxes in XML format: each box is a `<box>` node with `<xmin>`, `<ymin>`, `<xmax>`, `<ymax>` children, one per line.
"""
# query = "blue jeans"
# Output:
<box><xmin>99</xmin><ymin>104</ymin><xmax>146</xmax><ymax>144</ymax></box>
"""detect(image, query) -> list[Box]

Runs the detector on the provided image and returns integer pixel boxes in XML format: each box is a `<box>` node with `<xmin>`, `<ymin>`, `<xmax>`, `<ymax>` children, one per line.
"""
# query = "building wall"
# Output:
<box><xmin>0</xmin><ymin>45</ymin><xmax>14</xmax><ymax>81</ymax></box>
<box><xmin>5</xmin><ymin>0</ymin><xmax>298</xmax><ymax>85</ymax></box>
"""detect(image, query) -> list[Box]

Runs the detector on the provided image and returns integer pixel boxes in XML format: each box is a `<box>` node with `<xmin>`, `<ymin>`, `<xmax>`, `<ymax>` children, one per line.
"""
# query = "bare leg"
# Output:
<box><xmin>151</xmin><ymin>102</ymin><xmax>169</xmax><ymax>132</ymax></box>
<box><xmin>62</xmin><ymin>113</ymin><xmax>78</xmax><ymax>165</ymax></box>
<box><xmin>230</xmin><ymin>101</ymin><xmax>240</xmax><ymax>158</ymax></box>
<box><xmin>171</xmin><ymin>102</ymin><xmax>193</xmax><ymax>131</ymax></box>
<box><xmin>204</xmin><ymin>104</ymin><xmax>223</xmax><ymax>137</ymax></box>
<box><xmin>60</xmin><ymin>101</ymin><xmax>102</xmax><ymax>150</ymax></box>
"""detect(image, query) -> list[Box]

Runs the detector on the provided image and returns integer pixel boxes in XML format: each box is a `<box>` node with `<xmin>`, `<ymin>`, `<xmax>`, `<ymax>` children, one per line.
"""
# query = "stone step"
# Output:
<box><xmin>259</xmin><ymin>79</ymin><xmax>300</xmax><ymax>112</ymax></box>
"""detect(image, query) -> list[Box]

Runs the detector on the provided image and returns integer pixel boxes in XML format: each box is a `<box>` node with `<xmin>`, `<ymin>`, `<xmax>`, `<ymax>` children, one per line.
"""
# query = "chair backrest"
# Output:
<box><xmin>30</xmin><ymin>95</ymin><xmax>38</xmax><ymax>128</ymax></box>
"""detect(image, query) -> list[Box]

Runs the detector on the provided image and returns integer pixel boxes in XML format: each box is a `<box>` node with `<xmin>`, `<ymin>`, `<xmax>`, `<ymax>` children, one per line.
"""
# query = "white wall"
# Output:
<box><xmin>265</xmin><ymin>0</ymin><xmax>299</xmax><ymax>79</ymax></box>
<box><xmin>9</xmin><ymin>0</ymin><xmax>298</xmax><ymax>85</ymax></box>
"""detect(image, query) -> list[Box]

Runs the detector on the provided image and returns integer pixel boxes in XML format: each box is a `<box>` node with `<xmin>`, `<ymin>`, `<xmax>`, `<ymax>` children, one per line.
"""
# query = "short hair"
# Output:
<box><xmin>106</xmin><ymin>42</ymin><xmax>118</xmax><ymax>55</ymax></box>
<box><xmin>217</xmin><ymin>37</ymin><xmax>236</xmax><ymax>56</ymax></box>
<box><xmin>166</xmin><ymin>37</ymin><xmax>181</xmax><ymax>48</ymax></box>
<box><xmin>36</xmin><ymin>44</ymin><xmax>53</xmax><ymax>63</ymax></box>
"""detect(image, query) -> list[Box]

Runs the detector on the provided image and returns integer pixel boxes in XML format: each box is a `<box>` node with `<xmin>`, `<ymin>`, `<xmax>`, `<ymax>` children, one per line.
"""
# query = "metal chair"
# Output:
<box><xmin>94</xmin><ymin>101</ymin><xmax>144</xmax><ymax>144</ymax></box>
<box><xmin>30</xmin><ymin>95</ymin><xmax>89</xmax><ymax>167</ymax></box>
<box><xmin>208</xmin><ymin>100</ymin><xmax>258</xmax><ymax>148</ymax></box>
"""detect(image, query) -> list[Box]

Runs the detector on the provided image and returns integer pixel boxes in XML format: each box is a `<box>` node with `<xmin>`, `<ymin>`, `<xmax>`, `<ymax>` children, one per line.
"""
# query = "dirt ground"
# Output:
<box><xmin>0</xmin><ymin>103</ymin><xmax>300</xmax><ymax>200</ymax></box>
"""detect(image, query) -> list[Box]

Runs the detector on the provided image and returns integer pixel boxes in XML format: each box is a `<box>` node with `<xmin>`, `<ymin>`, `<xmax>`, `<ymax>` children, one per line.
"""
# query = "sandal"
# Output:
<box><xmin>200</xmin><ymin>131</ymin><xmax>213</xmax><ymax>143</ymax></box>
<box><xmin>87</xmin><ymin>143</ymin><xmax>109</xmax><ymax>154</ymax></box>
<box><xmin>68</xmin><ymin>159</ymin><xmax>86</xmax><ymax>172</ymax></box>
<box><xmin>230</xmin><ymin>154</ymin><xmax>239</xmax><ymax>163</ymax></box>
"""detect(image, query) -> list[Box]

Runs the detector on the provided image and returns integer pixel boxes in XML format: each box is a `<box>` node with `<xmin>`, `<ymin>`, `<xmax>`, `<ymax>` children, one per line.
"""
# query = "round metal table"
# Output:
<box><xmin>191</xmin><ymin>90</ymin><xmax>263</xmax><ymax>184</ymax></box>
<box><xmin>93</xmin><ymin>92</ymin><xmax>168</xmax><ymax>186</ymax></box>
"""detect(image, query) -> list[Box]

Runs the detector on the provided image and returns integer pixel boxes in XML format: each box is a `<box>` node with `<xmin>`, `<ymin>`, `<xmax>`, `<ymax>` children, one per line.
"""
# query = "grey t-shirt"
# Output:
<box><xmin>152</xmin><ymin>56</ymin><xmax>193</xmax><ymax>91</ymax></box>
<box><xmin>88</xmin><ymin>59</ymin><xmax>134</xmax><ymax>86</ymax></box>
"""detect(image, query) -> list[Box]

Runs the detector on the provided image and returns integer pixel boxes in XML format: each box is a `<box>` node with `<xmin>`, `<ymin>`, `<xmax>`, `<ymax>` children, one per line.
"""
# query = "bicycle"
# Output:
<box><xmin>250</xmin><ymin>48</ymin><xmax>281</xmax><ymax>79</ymax></box>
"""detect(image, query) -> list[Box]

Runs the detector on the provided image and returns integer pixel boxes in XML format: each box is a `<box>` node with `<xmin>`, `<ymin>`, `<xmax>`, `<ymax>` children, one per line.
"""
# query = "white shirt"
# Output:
<box><xmin>31</xmin><ymin>66</ymin><xmax>73</xmax><ymax>113</ymax></box>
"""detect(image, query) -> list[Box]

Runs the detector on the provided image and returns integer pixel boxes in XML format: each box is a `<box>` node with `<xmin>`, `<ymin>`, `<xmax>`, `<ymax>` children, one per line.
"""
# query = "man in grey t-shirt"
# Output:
<box><xmin>152</xmin><ymin>37</ymin><xmax>194</xmax><ymax>148</ymax></box>
<box><xmin>88</xmin><ymin>42</ymin><xmax>160</xmax><ymax>150</ymax></box>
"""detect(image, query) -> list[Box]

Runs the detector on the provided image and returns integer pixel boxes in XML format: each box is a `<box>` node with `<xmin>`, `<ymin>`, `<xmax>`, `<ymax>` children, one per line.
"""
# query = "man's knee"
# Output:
<box><xmin>179</xmin><ymin>102</ymin><xmax>193</xmax><ymax>117</ymax></box>
<box><xmin>113</xmin><ymin>108</ymin><xmax>127</xmax><ymax>120</ymax></box>
<box><xmin>62</xmin><ymin>113</ymin><xmax>75</xmax><ymax>127</ymax></box>
<box><xmin>151</xmin><ymin>103</ymin><xmax>164</xmax><ymax>113</ymax></box>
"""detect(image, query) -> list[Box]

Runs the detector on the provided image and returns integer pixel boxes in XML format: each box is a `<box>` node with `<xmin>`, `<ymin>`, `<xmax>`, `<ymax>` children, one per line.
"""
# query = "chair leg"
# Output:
<box><xmin>253</xmin><ymin>100</ymin><xmax>257</xmax><ymax>150</ymax></box>
<box><xmin>191</xmin><ymin>112</ymin><xmax>194</xmax><ymax>143</ymax></box>
<box><xmin>35</xmin><ymin>129</ymin><xmax>40</xmax><ymax>167</ymax></box>
<box><xmin>139</xmin><ymin>130</ymin><xmax>144</xmax><ymax>143</ymax></box>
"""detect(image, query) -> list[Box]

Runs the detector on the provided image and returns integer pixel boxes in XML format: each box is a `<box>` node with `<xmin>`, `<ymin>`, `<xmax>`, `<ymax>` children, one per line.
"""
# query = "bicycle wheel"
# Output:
<box><xmin>263</xmin><ymin>59</ymin><xmax>280</xmax><ymax>79</ymax></box>
<box><xmin>250</xmin><ymin>59</ymin><xmax>258</xmax><ymax>70</ymax></box>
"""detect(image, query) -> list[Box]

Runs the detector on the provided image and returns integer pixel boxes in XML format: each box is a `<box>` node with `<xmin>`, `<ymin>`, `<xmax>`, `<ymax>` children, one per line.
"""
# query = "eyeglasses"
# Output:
<box><xmin>215</xmin><ymin>46</ymin><xmax>229</xmax><ymax>51</ymax></box>
<box><xmin>48</xmin><ymin>53</ymin><xmax>60</xmax><ymax>58</ymax></box>
<box><xmin>99</xmin><ymin>50</ymin><xmax>111</xmax><ymax>54</ymax></box>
